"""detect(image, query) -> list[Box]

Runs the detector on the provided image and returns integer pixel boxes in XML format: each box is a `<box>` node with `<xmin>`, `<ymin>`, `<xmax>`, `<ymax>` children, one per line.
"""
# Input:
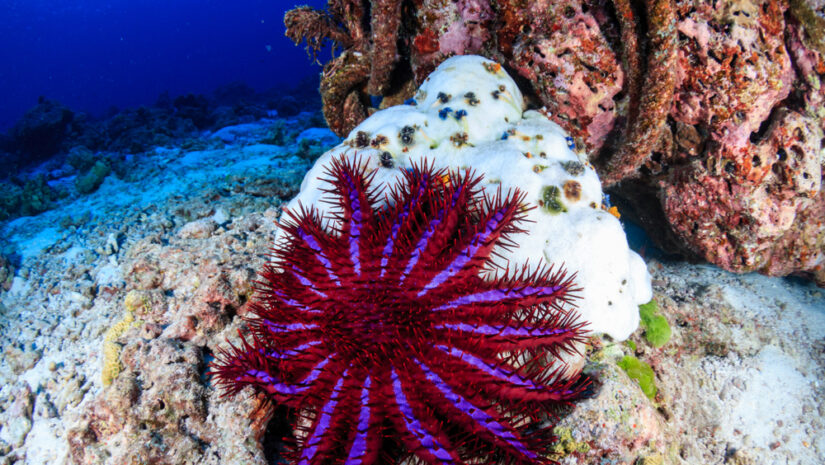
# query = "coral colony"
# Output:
<box><xmin>212</xmin><ymin>156</ymin><xmax>590</xmax><ymax>464</ymax></box>
<box><xmin>289</xmin><ymin>56</ymin><xmax>652</xmax><ymax>340</ymax></box>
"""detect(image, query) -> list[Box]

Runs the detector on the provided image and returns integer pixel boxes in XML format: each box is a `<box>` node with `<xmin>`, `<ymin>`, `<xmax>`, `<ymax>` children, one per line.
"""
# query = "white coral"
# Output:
<box><xmin>287</xmin><ymin>55</ymin><xmax>651</xmax><ymax>340</ymax></box>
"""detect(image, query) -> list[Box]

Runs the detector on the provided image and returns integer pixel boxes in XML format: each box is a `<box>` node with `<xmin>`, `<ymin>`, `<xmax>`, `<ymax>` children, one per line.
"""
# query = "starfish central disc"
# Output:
<box><xmin>322</xmin><ymin>290</ymin><xmax>433</xmax><ymax>364</ymax></box>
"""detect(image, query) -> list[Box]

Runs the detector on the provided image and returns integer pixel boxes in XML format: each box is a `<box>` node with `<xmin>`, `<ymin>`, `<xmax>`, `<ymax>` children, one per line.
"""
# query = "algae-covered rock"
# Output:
<box><xmin>550</xmin><ymin>426</ymin><xmax>590</xmax><ymax>458</ymax></box>
<box><xmin>66</xmin><ymin>145</ymin><xmax>96</xmax><ymax>172</ymax></box>
<box><xmin>0</xmin><ymin>254</ymin><xmax>14</xmax><ymax>292</ymax></box>
<box><xmin>259</xmin><ymin>119</ymin><xmax>291</xmax><ymax>145</ymax></box>
<box><xmin>20</xmin><ymin>175</ymin><xmax>54</xmax><ymax>216</ymax></box>
<box><xmin>0</xmin><ymin>182</ymin><xmax>23</xmax><ymax>220</ymax></box>
<box><xmin>0</xmin><ymin>383</ymin><xmax>34</xmax><ymax>448</ymax></box>
<box><xmin>75</xmin><ymin>160</ymin><xmax>110</xmax><ymax>194</ymax></box>
<box><xmin>101</xmin><ymin>309</ymin><xmax>135</xmax><ymax>386</ymax></box>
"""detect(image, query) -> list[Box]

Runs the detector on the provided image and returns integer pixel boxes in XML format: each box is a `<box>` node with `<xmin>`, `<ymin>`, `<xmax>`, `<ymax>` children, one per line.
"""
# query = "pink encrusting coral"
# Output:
<box><xmin>211</xmin><ymin>156</ymin><xmax>591</xmax><ymax>464</ymax></box>
<box><xmin>652</xmin><ymin>1</ymin><xmax>825</xmax><ymax>283</ymax></box>
<box><xmin>509</xmin><ymin>1</ymin><xmax>627</xmax><ymax>150</ymax></box>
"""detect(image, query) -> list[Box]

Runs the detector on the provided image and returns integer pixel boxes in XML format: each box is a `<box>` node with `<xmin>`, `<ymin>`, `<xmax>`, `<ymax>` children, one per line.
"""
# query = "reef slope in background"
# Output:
<box><xmin>285</xmin><ymin>0</ymin><xmax>825</xmax><ymax>286</ymax></box>
<box><xmin>0</xmin><ymin>116</ymin><xmax>823</xmax><ymax>464</ymax></box>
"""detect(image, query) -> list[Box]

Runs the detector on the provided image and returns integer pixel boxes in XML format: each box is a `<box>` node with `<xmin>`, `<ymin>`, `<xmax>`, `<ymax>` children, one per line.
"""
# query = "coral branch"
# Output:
<box><xmin>328</xmin><ymin>0</ymin><xmax>368</xmax><ymax>47</ymax></box>
<box><xmin>613</xmin><ymin>0</ymin><xmax>642</xmax><ymax>127</ymax></box>
<box><xmin>367</xmin><ymin>0</ymin><xmax>403</xmax><ymax>95</ymax></box>
<box><xmin>284</xmin><ymin>6</ymin><xmax>352</xmax><ymax>60</ymax></box>
<box><xmin>600</xmin><ymin>0</ymin><xmax>677</xmax><ymax>185</ymax></box>
<box><xmin>320</xmin><ymin>52</ymin><xmax>371</xmax><ymax>135</ymax></box>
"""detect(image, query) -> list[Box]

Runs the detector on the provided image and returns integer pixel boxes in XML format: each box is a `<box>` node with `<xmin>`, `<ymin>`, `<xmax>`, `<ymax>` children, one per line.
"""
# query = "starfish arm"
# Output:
<box><xmin>433</xmin><ymin>310</ymin><xmax>588</xmax><ymax>354</ymax></box>
<box><xmin>249</xmin><ymin>317</ymin><xmax>322</xmax><ymax>351</ymax></box>
<box><xmin>417</xmin><ymin>188</ymin><xmax>526</xmax><ymax>296</ymax></box>
<box><xmin>429</xmin><ymin>345</ymin><xmax>588</xmax><ymax>405</ymax></box>
<box><xmin>279</xmin><ymin>206</ymin><xmax>351</xmax><ymax>286</ymax></box>
<box><xmin>210</xmin><ymin>332</ymin><xmax>336</xmax><ymax>403</ymax></box>
<box><xmin>254</xmin><ymin>340</ymin><xmax>323</xmax><ymax>360</ymax></box>
<box><xmin>377</xmin><ymin>166</ymin><xmax>439</xmax><ymax>279</ymax></box>
<box><xmin>388</xmin><ymin>369</ymin><xmax>462</xmax><ymax>465</ymax></box>
<box><xmin>429</xmin><ymin>273</ymin><xmax>575</xmax><ymax>316</ymax></box>
<box><xmin>258</xmin><ymin>287</ymin><xmax>323</xmax><ymax>317</ymax></box>
<box><xmin>296</xmin><ymin>371</ymin><xmax>351</xmax><ymax>465</ymax></box>
<box><xmin>405</xmin><ymin>357</ymin><xmax>542</xmax><ymax>464</ymax></box>
<box><xmin>341</xmin><ymin>374</ymin><xmax>386</xmax><ymax>465</ymax></box>
<box><xmin>397</xmin><ymin>172</ymin><xmax>477</xmax><ymax>286</ymax></box>
<box><xmin>319</xmin><ymin>156</ymin><xmax>381</xmax><ymax>277</ymax></box>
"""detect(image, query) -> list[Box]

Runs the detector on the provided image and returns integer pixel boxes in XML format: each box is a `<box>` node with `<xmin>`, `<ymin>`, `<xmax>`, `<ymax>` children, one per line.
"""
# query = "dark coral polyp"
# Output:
<box><xmin>212</xmin><ymin>156</ymin><xmax>590</xmax><ymax>464</ymax></box>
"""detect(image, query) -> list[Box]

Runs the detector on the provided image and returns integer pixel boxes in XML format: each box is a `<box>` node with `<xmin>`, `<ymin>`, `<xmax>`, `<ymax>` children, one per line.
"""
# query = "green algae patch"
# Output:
<box><xmin>639</xmin><ymin>300</ymin><xmax>671</xmax><ymax>348</ymax></box>
<box><xmin>618</xmin><ymin>355</ymin><xmax>657</xmax><ymax>400</ymax></box>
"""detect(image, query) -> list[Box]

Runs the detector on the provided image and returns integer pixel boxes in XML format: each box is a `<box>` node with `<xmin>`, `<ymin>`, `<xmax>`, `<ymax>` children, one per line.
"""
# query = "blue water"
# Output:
<box><xmin>0</xmin><ymin>0</ymin><xmax>326</xmax><ymax>131</ymax></box>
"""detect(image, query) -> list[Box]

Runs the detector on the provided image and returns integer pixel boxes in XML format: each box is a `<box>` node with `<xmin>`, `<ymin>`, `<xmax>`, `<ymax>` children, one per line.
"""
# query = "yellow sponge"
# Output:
<box><xmin>101</xmin><ymin>309</ymin><xmax>135</xmax><ymax>386</ymax></box>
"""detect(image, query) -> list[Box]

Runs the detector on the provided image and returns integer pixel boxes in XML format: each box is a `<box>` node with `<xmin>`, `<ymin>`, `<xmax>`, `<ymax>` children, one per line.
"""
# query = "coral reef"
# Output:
<box><xmin>213</xmin><ymin>156</ymin><xmax>590</xmax><ymax>464</ymax></box>
<box><xmin>0</xmin><ymin>84</ymin><xmax>326</xmax><ymax>223</ymax></box>
<box><xmin>1</xmin><ymin>76</ymin><xmax>323</xmax><ymax>177</ymax></box>
<box><xmin>2</xmin><ymin>103</ymin><xmax>823</xmax><ymax>464</ymax></box>
<box><xmin>285</xmin><ymin>0</ymin><xmax>825</xmax><ymax>285</ymax></box>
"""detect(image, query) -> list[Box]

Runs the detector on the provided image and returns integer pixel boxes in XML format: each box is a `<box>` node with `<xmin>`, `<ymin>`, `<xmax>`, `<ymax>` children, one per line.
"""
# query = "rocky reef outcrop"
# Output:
<box><xmin>7</xmin><ymin>97</ymin><xmax>75</xmax><ymax>164</ymax></box>
<box><xmin>285</xmin><ymin>0</ymin><xmax>825</xmax><ymax>285</ymax></box>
